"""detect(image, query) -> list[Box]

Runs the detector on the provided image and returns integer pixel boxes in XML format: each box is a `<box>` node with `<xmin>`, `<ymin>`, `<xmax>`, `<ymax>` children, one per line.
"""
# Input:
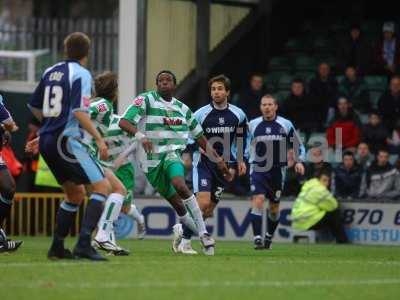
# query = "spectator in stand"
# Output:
<box><xmin>361</xmin><ymin>110</ymin><xmax>389</xmax><ymax>154</ymax></box>
<box><xmin>378</xmin><ymin>75</ymin><xmax>400</xmax><ymax>130</ymax></box>
<box><xmin>338</xmin><ymin>65</ymin><xmax>370</xmax><ymax>113</ymax></box>
<box><xmin>282</xmin><ymin>78</ymin><xmax>319</xmax><ymax>135</ymax></box>
<box><xmin>305</xmin><ymin>144</ymin><xmax>332</xmax><ymax>179</ymax></box>
<box><xmin>337</xmin><ymin>24</ymin><xmax>372</xmax><ymax>75</ymax></box>
<box><xmin>373</xmin><ymin>22</ymin><xmax>400</xmax><ymax>76</ymax></box>
<box><xmin>355</xmin><ymin>142</ymin><xmax>374</xmax><ymax>170</ymax></box>
<box><xmin>331</xmin><ymin>151</ymin><xmax>364</xmax><ymax>199</ymax></box>
<box><xmin>326</xmin><ymin>97</ymin><xmax>361</xmax><ymax>151</ymax></box>
<box><xmin>361</xmin><ymin>148</ymin><xmax>400</xmax><ymax>200</ymax></box>
<box><xmin>235</xmin><ymin>73</ymin><xmax>267</xmax><ymax>120</ymax></box>
<box><xmin>309</xmin><ymin>62</ymin><xmax>338</xmax><ymax>128</ymax></box>
<box><xmin>387</xmin><ymin>119</ymin><xmax>400</xmax><ymax>155</ymax></box>
<box><xmin>282</xmin><ymin>149</ymin><xmax>303</xmax><ymax>197</ymax></box>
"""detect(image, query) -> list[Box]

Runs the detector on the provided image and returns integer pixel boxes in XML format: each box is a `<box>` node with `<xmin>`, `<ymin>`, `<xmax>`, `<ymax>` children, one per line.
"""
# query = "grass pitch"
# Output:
<box><xmin>0</xmin><ymin>237</ymin><xmax>399</xmax><ymax>300</ymax></box>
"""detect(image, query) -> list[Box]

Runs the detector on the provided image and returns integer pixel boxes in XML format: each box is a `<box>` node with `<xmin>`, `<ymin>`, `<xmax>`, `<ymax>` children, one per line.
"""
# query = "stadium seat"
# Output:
<box><xmin>389</xmin><ymin>154</ymin><xmax>398</xmax><ymax>165</ymax></box>
<box><xmin>231</xmin><ymin>93</ymin><xmax>240</xmax><ymax>106</ymax></box>
<box><xmin>293</xmin><ymin>71</ymin><xmax>314</xmax><ymax>83</ymax></box>
<box><xmin>327</xmin><ymin>148</ymin><xmax>341</xmax><ymax>165</ymax></box>
<box><xmin>336</xmin><ymin>75</ymin><xmax>345</xmax><ymax>83</ymax></box>
<box><xmin>264</xmin><ymin>71</ymin><xmax>288</xmax><ymax>91</ymax></box>
<box><xmin>329</xmin><ymin>22</ymin><xmax>348</xmax><ymax>33</ymax></box>
<box><xmin>291</xmin><ymin>230</ymin><xmax>317</xmax><ymax>243</ymax></box>
<box><xmin>312</xmin><ymin>37</ymin><xmax>333</xmax><ymax>53</ymax></box>
<box><xmin>359</xmin><ymin>113</ymin><xmax>369</xmax><ymax>125</ymax></box>
<box><xmin>364</xmin><ymin>76</ymin><xmax>388</xmax><ymax>91</ymax></box>
<box><xmin>370</xmin><ymin>90</ymin><xmax>383</xmax><ymax>108</ymax></box>
<box><xmin>273</xmin><ymin>90</ymin><xmax>290</xmax><ymax>106</ymax></box>
<box><xmin>268</xmin><ymin>56</ymin><xmax>291</xmax><ymax>72</ymax></box>
<box><xmin>294</xmin><ymin>56</ymin><xmax>318</xmax><ymax>72</ymax></box>
<box><xmin>284</xmin><ymin>38</ymin><xmax>310</xmax><ymax>54</ymax></box>
<box><xmin>277</xmin><ymin>74</ymin><xmax>293</xmax><ymax>90</ymax></box>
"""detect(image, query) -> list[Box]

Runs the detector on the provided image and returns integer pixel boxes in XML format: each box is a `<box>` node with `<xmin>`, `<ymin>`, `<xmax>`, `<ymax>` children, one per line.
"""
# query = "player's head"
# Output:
<box><xmin>156</xmin><ymin>70</ymin><xmax>177</xmax><ymax>98</ymax></box>
<box><xmin>94</xmin><ymin>71</ymin><xmax>118</xmax><ymax>102</ymax></box>
<box><xmin>260</xmin><ymin>94</ymin><xmax>278</xmax><ymax>120</ymax></box>
<box><xmin>316</xmin><ymin>169</ymin><xmax>331</xmax><ymax>188</ymax></box>
<box><xmin>209</xmin><ymin>74</ymin><xmax>231</xmax><ymax>104</ymax></box>
<box><xmin>64</xmin><ymin>32</ymin><xmax>91</xmax><ymax>64</ymax></box>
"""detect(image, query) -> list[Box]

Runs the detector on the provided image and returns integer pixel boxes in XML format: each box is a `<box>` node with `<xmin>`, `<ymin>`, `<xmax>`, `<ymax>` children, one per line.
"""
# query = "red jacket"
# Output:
<box><xmin>326</xmin><ymin>119</ymin><xmax>361</xmax><ymax>149</ymax></box>
<box><xmin>0</xmin><ymin>145</ymin><xmax>22</xmax><ymax>177</ymax></box>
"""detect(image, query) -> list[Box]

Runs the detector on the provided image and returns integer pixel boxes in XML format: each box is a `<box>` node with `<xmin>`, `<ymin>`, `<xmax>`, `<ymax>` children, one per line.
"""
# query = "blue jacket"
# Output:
<box><xmin>332</xmin><ymin>163</ymin><xmax>364</xmax><ymax>198</ymax></box>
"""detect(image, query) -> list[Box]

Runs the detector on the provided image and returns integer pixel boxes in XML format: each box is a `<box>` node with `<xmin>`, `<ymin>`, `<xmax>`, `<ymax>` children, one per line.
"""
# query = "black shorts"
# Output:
<box><xmin>39</xmin><ymin>133</ymin><xmax>104</xmax><ymax>185</ymax></box>
<box><xmin>250</xmin><ymin>165</ymin><xmax>285</xmax><ymax>203</ymax></box>
<box><xmin>193</xmin><ymin>159</ymin><xmax>230</xmax><ymax>204</ymax></box>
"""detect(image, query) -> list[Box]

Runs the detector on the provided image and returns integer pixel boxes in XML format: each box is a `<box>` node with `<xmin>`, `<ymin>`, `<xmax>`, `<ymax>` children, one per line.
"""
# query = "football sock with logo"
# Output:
<box><xmin>266</xmin><ymin>209</ymin><xmax>280</xmax><ymax>238</ymax></box>
<box><xmin>250</xmin><ymin>207</ymin><xmax>263</xmax><ymax>239</ymax></box>
<box><xmin>95</xmin><ymin>193</ymin><xmax>124</xmax><ymax>242</ymax></box>
<box><xmin>77</xmin><ymin>193</ymin><xmax>107</xmax><ymax>248</ymax></box>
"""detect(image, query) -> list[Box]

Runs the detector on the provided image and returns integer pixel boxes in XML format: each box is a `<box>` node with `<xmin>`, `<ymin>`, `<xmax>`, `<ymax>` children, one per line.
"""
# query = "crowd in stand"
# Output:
<box><xmin>233</xmin><ymin>21</ymin><xmax>400</xmax><ymax>201</ymax></box>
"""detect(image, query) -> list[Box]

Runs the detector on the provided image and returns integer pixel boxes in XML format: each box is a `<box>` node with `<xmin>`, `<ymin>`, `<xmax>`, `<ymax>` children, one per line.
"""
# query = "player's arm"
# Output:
<box><xmin>74</xmin><ymin>111</ymin><xmax>108</xmax><ymax>160</ymax></box>
<box><xmin>71</xmin><ymin>72</ymin><xmax>108</xmax><ymax>160</ymax></box>
<box><xmin>0</xmin><ymin>96</ymin><xmax>18</xmax><ymax>133</ymax></box>
<box><xmin>112</xmin><ymin>142</ymin><xmax>136</xmax><ymax>170</ymax></box>
<box><xmin>236</xmin><ymin>115</ymin><xmax>249</xmax><ymax>176</ymax></box>
<box><xmin>27</xmin><ymin>79</ymin><xmax>45</xmax><ymax>122</ymax></box>
<box><xmin>89</xmin><ymin>99</ymin><xmax>112</xmax><ymax>123</ymax></box>
<box><xmin>313</xmin><ymin>187</ymin><xmax>338</xmax><ymax>212</ymax></box>
<box><xmin>119</xmin><ymin>95</ymin><xmax>152</xmax><ymax>153</ymax></box>
<box><xmin>195</xmin><ymin>135</ymin><xmax>233</xmax><ymax>182</ymax></box>
<box><xmin>288</xmin><ymin>122</ymin><xmax>306</xmax><ymax>175</ymax></box>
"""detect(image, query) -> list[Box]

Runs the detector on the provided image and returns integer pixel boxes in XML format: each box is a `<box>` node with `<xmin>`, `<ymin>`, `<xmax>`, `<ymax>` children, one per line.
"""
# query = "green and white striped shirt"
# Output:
<box><xmin>89</xmin><ymin>97</ymin><xmax>114</xmax><ymax>137</ymax></box>
<box><xmin>86</xmin><ymin>97</ymin><xmax>135</xmax><ymax>168</ymax></box>
<box><xmin>122</xmin><ymin>91</ymin><xmax>203</xmax><ymax>172</ymax></box>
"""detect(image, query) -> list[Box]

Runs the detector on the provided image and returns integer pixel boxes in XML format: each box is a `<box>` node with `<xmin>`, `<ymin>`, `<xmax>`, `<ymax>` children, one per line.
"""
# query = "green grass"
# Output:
<box><xmin>1</xmin><ymin>237</ymin><xmax>399</xmax><ymax>300</ymax></box>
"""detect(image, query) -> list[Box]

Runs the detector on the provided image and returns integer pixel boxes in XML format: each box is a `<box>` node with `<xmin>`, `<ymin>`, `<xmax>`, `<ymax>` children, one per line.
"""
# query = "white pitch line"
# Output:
<box><xmin>1</xmin><ymin>259</ymin><xmax>400</xmax><ymax>268</ymax></box>
<box><xmin>0</xmin><ymin>279</ymin><xmax>400</xmax><ymax>289</ymax></box>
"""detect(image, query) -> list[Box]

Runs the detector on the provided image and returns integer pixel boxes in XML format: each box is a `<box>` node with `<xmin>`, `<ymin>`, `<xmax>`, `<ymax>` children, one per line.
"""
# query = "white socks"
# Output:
<box><xmin>182</xmin><ymin>194</ymin><xmax>207</xmax><ymax>236</ymax></box>
<box><xmin>127</xmin><ymin>204</ymin><xmax>144</xmax><ymax>224</ymax></box>
<box><xmin>179</xmin><ymin>212</ymin><xmax>199</xmax><ymax>235</ymax></box>
<box><xmin>95</xmin><ymin>193</ymin><xmax>124</xmax><ymax>242</ymax></box>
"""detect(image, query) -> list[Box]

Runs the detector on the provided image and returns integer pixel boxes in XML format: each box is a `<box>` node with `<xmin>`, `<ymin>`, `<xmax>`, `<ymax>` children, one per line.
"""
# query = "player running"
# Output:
<box><xmin>0</xmin><ymin>94</ymin><xmax>23</xmax><ymax>253</ymax></box>
<box><xmin>174</xmin><ymin>74</ymin><xmax>248</xmax><ymax>255</ymax></box>
<box><xmin>119</xmin><ymin>70</ymin><xmax>233</xmax><ymax>255</ymax></box>
<box><xmin>85</xmin><ymin>72</ymin><xmax>145</xmax><ymax>255</ymax></box>
<box><xmin>249</xmin><ymin>94</ymin><xmax>305</xmax><ymax>250</ymax></box>
<box><xmin>28</xmin><ymin>32</ymin><xmax>113</xmax><ymax>261</ymax></box>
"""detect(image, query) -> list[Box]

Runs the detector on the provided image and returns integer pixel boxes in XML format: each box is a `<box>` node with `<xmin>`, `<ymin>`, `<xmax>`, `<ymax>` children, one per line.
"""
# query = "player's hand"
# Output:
<box><xmin>96</xmin><ymin>138</ymin><xmax>109</xmax><ymax>161</ymax></box>
<box><xmin>229</xmin><ymin>168</ymin><xmax>236</xmax><ymax>178</ymax></box>
<box><xmin>217</xmin><ymin>159</ymin><xmax>233</xmax><ymax>182</ymax></box>
<box><xmin>294</xmin><ymin>162</ymin><xmax>305</xmax><ymax>176</ymax></box>
<box><xmin>141</xmin><ymin>138</ymin><xmax>153</xmax><ymax>154</ymax></box>
<box><xmin>25</xmin><ymin>137</ymin><xmax>39</xmax><ymax>154</ymax></box>
<box><xmin>238</xmin><ymin>161</ymin><xmax>247</xmax><ymax>176</ymax></box>
<box><xmin>3</xmin><ymin>121</ymin><xmax>18</xmax><ymax>132</ymax></box>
